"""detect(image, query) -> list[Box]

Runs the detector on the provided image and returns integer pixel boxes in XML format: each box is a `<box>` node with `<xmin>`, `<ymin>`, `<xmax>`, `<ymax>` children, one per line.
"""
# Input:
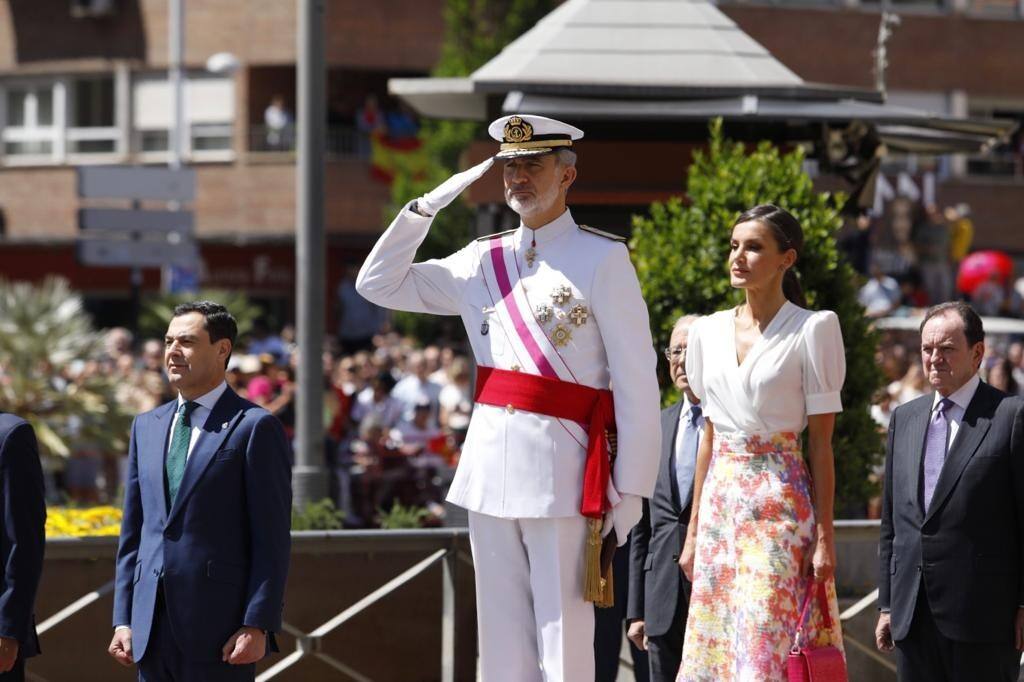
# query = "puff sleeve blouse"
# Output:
<box><xmin>684</xmin><ymin>301</ymin><xmax>846</xmax><ymax>435</ymax></box>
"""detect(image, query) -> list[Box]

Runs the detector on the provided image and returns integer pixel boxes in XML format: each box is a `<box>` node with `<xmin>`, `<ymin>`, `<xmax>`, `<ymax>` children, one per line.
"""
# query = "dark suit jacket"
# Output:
<box><xmin>627</xmin><ymin>401</ymin><xmax>692</xmax><ymax>637</ymax></box>
<box><xmin>879</xmin><ymin>380</ymin><xmax>1024</xmax><ymax>643</ymax></box>
<box><xmin>113</xmin><ymin>389</ymin><xmax>292</xmax><ymax>663</ymax></box>
<box><xmin>0</xmin><ymin>414</ymin><xmax>45</xmax><ymax>659</ymax></box>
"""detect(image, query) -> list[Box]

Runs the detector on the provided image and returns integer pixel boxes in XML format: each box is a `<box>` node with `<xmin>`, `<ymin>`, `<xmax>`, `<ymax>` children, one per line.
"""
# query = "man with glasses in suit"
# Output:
<box><xmin>627</xmin><ymin>314</ymin><xmax>703</xmax><ymax>681</ymax></box>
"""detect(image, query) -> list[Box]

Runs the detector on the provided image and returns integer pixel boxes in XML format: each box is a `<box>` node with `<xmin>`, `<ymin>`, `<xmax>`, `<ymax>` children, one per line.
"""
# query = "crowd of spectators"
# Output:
<box><xmin>846</xmin><ymin>200</ymin><xmax>1024</xmax><ymax>320</ymax></box>
<box><xmin>60</xmin><ymin>320</ymin><xmax>471</xmax><ymax>529</ymax></box>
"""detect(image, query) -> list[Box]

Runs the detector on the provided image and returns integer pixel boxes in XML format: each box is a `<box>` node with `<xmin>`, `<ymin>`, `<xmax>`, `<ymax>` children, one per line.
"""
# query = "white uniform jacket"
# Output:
<box><xmin>356</xmin><ymin>205</ymin><xmax>661</xmax><ymax>519</ymax></box>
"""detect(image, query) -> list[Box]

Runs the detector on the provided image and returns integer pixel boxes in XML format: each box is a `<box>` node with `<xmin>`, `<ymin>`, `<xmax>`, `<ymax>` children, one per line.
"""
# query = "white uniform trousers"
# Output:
<box><xmin>468</xmin><ymin>511</ymin><xmax>594</xmax><ymax>681</ymax></box>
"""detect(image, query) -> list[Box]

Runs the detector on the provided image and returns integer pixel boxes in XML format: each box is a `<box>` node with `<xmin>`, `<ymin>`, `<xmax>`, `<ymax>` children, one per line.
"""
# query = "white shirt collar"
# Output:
<box><xmin>178</xmin><ymin>380</ymin><xmax>229</xmax><ymax>412</ymax></box>
<box><xmin>932</xmin><ymin>374</ymin><xmax>980</xmax><ymax>412</ymax></box>
<box><xmin>516</xmin><ymin>208</ymin><xmax>576</xmax><ymax>248</ymax></box>
<box><xmin>679</xmin><ymin>393</ymin><xmax>702</xmax><ymax>422</ymax></box>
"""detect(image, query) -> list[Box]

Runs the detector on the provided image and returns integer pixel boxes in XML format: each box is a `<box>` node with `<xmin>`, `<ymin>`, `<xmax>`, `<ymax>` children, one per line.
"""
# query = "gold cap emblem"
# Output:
<box><xmin>503</xmin><ymin>116</ymin><xmax>534</xmax><ymax>144</ymax></box>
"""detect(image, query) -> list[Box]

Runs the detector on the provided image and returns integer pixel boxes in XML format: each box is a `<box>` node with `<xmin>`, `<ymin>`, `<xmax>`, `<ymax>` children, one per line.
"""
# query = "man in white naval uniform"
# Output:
<box><xmin>356</xmin><ymin>114</ymin><xmax>660</xmax><ymax>681</ymax></box>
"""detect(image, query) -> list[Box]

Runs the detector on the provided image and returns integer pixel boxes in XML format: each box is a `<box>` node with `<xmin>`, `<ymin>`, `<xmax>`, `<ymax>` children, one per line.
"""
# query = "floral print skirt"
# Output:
<box><xmin>677</xmin><ymin>431</ymin><xmax>843</xmax><ymax>682</ymax></box>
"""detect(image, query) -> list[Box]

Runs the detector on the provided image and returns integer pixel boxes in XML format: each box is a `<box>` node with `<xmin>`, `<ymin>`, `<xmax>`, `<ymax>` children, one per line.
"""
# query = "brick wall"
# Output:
<box><xmin>721</xmin><ymin>5</ymin><xmax>1024</xmax><ymax>97</ymax></box>
<box><xmin>0</xmin><ymin>0</ymin><xmax>444</xmax><ymax>72</ymax></box>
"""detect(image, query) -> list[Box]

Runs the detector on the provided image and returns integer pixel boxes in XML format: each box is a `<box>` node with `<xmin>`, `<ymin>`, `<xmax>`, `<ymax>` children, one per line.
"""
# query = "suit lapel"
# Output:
<box><xmin>143</xmin><ymin>400</ymin><xmax>178</xmax><ymax>520</ymax></box>
<box><xmin>663</xmin><ymin>402</ymin><xmax>684</xmax><ymax>511</ymax></box>
<box><xmin>904</xmin><ymin>397</ymin><xmax>932</xmax><ymax>519</ymax></box>
<box><xmin>924</xmin><ymin>383</ymin><xmax>993</xmax><ymax>524</ymax></box>
<box><xmin>166</xmin><ymin>389</ymin><xmax>246</xmax><ymax>526</ymax></box>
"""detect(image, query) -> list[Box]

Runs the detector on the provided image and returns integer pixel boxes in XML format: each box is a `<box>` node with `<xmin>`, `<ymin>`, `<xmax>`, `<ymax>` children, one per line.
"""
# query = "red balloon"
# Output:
<box><xmin>957</xmin><ymin>250</ymin><xmax>1014</xmax><ymax>296</ymax></box>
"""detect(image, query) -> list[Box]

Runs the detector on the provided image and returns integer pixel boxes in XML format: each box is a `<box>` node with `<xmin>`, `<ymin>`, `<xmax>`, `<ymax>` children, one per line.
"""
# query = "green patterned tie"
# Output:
<box><xmin>166</xmin><ymin>401</ymin><xmax>199</xmax><ymax>505</ymax></box>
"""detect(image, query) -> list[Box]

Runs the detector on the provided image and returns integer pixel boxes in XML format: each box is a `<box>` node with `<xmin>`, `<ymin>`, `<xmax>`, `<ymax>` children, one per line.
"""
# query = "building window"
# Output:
<box><xmin>68</xmin><ymin>76</ymin><xmax>118</xmax><ymax>155</ymax></box>
<box><xmin>1</xmin><ymin>83</ymin><xmax>60</xmax><ymax>161</ymax></box>
<box><xmin>133</xmin><ymin>72</ymin><xmax>235</xmax><ymax>161</ymax></box>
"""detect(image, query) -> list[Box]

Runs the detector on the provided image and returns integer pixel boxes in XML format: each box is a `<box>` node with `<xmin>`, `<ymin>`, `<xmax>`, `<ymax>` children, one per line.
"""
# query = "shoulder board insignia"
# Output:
<box><xmin>474</xmin><ymin>228</ymin><xmax>517</xmax><ymax>242</ymax></box>
<box><xmin>578</xmin><ymin>225</ymin><xmax>626</xmax><ymax>242</ymax></box>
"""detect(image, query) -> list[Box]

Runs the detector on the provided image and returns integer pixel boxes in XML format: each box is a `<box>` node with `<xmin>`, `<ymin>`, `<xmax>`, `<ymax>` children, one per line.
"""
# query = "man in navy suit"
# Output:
<box><xmin>877</xmin><ymin>302</ymin><xmax>1024</xmax><ymax>681</ymax></box>
<box><xmin>0</xmin><ymin>415</ymin><xmax>46</xmax><ymax>682</ymax></box>
<box><xmin>109</xmin><ymin>301</ymin><xmax>292</xmax><ymax>681</ymax></box>
<box><xmin>627</xmin><ymin>315</ymin><xmax>701</xmax><ymax>681</ymax></box>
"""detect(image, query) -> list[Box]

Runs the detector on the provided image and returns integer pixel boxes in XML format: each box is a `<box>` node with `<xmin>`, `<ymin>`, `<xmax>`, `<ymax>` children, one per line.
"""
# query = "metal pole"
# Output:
<box><xmin>169</xmin><ymin>0</ymin><xmax>185</xmax><ymax>169</ymax></box>
<box><xmin>293</xmin><ymin>0</ymin><xmax>328</xmax><ymax>508</ymax></box>
<box><xmin>441</xmin><ymin>547</ymin><xmax>456</xmax><ymax>682</ymax></box>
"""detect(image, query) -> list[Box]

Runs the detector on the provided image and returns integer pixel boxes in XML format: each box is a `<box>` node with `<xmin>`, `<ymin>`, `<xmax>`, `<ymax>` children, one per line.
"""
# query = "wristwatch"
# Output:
<box><xmin>409</xmin><ymin>200</ymin><xmax>433</xmax><ymax>218</ymax></box>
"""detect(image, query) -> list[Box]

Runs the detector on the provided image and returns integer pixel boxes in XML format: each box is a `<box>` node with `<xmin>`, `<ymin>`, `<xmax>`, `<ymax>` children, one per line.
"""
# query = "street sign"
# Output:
<box><xmin>78</xmin><ymin>207</ymin><xmax>194</xmax><ymax>234</ymax></box>
<box><xmin>77</xmin><ymin>237</ymin><xmax>199</xmax><ymax>268</ymax></box>
<box><xmin>77</xmin><ymin>166</ymin><xmax>196</xmax><ymax>202</ymax></box>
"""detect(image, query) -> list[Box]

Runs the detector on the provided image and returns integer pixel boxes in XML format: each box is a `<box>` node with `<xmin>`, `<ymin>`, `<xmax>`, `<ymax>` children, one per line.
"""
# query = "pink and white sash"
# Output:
<box><xmin>479</xmin><ymin>232</ymin><xmax>576</xmax><ymax>383</ymax></box>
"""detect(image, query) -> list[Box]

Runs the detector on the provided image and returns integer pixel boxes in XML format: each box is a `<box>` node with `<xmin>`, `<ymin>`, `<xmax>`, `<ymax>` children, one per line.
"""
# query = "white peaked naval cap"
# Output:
<box><xmin>488</xmin><ymin>114</ymin><xmax>584</xmax><ymax>159</ymax></box>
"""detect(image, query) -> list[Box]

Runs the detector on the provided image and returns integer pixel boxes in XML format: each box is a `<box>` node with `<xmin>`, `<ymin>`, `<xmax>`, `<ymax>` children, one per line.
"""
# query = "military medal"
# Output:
<box><xmin>536</xmin><ymin>304</ymin><xmax>554</xmax><ymax>324</ymax></box>
<box><xmin>569</xmin><ymin>304</ymin><xmax>589</xmax><ymax>327</ymax></box>
<box><xmin>551</xmin><ymin>284</ymin><xmax>572</xmax><ymax>306</ymax></box>
<box><xmin>525</xmin><ymin>233</ymin><xmax>538</xmax><ymax>268</ymax></box>
<box><xmin>551</xmin><ymin>323</ymin><xmax>572</xmax><ymax>347</ymax></box>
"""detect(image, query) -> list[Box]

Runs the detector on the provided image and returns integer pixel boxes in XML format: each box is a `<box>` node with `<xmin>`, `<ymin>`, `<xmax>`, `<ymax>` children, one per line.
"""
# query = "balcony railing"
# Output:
<box><xmin>248</xmin><ymin>124</ymin><xmax>367</xmax><ymax>159</ymax></box>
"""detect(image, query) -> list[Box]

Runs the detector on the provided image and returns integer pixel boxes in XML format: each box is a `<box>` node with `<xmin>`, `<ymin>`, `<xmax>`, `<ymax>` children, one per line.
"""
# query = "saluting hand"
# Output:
<box><xmin>417</xmin><ymin>157</ymin><xmax>495</xmax><ymax>216</ymax></box>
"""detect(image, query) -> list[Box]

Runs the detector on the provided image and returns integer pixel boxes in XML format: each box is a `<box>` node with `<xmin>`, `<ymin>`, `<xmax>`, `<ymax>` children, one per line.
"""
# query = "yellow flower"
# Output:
<box><xmin>46</xmin><ymin>506</ymin><xmax>122</xmax><ymax>538</ymax></box>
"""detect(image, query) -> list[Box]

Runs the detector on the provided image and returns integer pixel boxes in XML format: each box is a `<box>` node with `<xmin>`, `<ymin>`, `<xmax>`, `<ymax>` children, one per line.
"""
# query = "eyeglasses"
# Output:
<box><xmin>663</xmin><ymin>345</ymin><xmax>686</xmax><ymax>362</ymax></box>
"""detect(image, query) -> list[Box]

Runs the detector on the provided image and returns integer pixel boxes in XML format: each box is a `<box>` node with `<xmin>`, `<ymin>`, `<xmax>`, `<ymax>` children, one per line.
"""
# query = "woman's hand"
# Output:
<box><xmin>806</xmin><ymin>532</ymin><xmax>836</xmax><ymax>582</ymax></box>
<box><xmin>679</xmin><ymin>531</ymin><xmax>697</xmax><ymax>582</ymax></box>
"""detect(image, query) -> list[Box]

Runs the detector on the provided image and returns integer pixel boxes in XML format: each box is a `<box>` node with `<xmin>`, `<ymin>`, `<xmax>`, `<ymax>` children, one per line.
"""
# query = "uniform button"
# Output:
<box><xmin>511</xmin><ymin>365</ymin><xmax>521</xmax><ymax>372</ymax></box>
<box><xmin>506</xmin><ymin>404</ymin><xmax>515</xmax><ymax>414</ymax></box>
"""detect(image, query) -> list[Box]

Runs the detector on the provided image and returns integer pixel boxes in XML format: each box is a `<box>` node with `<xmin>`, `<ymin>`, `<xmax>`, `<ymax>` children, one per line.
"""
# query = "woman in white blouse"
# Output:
<box><xmin>676</xmin><ymin>205</ymin><xmax>846</xmax><ymax>681</ymax></box>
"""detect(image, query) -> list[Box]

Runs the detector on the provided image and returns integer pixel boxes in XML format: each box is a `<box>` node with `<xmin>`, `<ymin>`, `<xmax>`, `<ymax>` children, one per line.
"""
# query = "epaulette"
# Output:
<box><xmin>474</xmin><ymin>228</ymin><xmax>517</xmax><ymax>242</ymax></box>
<box><xmin>578</xmin><ymin>224</ymin><xmax>626</xmax><ymax>242</ymax></box>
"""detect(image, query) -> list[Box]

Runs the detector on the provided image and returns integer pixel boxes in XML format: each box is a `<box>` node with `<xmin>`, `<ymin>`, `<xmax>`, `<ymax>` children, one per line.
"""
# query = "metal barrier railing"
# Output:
<box><xmin>41</xmin><ymin>529</ymin><xmax>474</xmax><ymax>682</ymax></box>
<box><xmin>38</xmin><ymin>522</ymin><xmax>908</xmax><ymax>679</ymax></box>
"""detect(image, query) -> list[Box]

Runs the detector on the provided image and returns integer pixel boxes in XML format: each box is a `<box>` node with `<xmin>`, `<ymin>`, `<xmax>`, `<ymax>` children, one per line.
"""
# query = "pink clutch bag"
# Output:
<box><xmin>787</xmin><ymin>578</ymin><xmax>848</xmax><ymax>682</ymax></box>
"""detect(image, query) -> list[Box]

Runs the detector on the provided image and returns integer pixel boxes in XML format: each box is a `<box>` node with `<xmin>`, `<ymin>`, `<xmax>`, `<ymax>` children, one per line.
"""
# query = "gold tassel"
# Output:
<box><xmin>584</xmin><ymin>517</ymin><xmax>614</xmax><ymax>608</ymax></box>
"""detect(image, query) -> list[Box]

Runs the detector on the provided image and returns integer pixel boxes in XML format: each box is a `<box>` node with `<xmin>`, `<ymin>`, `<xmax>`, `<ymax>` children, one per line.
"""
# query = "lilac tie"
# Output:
<box><xmin>922</xmin><ymin>398</ymin><xmax>953</xmax><ymax>510</ymax></box>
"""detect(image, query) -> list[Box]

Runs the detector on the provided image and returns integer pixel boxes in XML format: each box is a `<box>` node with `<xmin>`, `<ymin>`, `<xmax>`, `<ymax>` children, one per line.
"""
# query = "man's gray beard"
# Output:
<box><xmin>506</xmin><ymin>183</ymin><xmax>559</xmax><ymax>220</ymax></box>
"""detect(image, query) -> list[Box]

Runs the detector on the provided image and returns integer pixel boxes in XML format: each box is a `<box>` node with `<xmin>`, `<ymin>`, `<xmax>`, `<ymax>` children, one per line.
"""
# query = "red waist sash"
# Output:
<box><xmin>473</xmin><ymin>365</ymin><xmax>615</xmax><ymax>519</ymax></box>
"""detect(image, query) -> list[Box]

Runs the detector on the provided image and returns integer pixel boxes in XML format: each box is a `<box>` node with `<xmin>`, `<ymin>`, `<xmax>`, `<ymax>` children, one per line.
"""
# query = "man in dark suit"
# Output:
<box><xmin>0</xmin><ymin>415</ymin><xmax>46</xmax><ymax>682</ymax></box>
<box><xmin>109</xmin><ymin>301</ymin><xmax>292</xmax><ymax>681</ymax></box>
<box><xmin>877</xmin><ymin>302</ymin><xmax>1024</xmax><ymax>681</ymax></box>
<box><xmin>627</xmin><ymin>315</ymin><xmax>702</xmax><ymax>681</ymax></box>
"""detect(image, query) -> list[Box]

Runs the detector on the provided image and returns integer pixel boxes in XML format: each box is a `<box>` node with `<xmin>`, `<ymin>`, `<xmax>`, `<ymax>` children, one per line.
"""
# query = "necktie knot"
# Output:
<box><xmin>690</xmin><ymin>404</ymin><xmax>703</xmax><ymax>425</ymax></box>
<box><xmin>178</xmin><ymin>400</ymin><xmax>199</xmax><ymax>424</ymax></box>
<box><xmin>936</xmin><ymin>398</ymin><xmax>953</xmax><ymax>416</ymax></box>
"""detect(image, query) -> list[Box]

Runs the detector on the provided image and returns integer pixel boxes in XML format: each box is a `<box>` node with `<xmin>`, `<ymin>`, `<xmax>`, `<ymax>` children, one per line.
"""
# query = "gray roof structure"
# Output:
<box><xmin>472</xmin><ymin>0</ymin><xmax>804</xmax><ymax>91</ymax></box>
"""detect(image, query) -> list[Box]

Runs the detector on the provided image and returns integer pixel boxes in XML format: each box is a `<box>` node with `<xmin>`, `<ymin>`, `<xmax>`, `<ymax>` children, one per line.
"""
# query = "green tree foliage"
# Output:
<box><xmin>138</xmin><ymin>289</ymin><xmax>263</xmax><ymax>342</ymax></box>
<box><xmin>0</xmin><ymin>277</ymin><xmax>132</xmax><ymax>459</ymax></box>
<box><xmin>631</xmin><ymin>121</ymin><xmax>884</xmax><ymax>513</ymax></box>
<box><xmin>387</xmin><ymin>0</ymin><xmax>555</xmax><ymax>341</ymax></box>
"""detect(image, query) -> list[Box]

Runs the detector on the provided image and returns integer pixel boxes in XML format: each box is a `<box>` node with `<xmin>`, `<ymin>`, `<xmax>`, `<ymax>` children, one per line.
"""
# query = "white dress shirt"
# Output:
<box><xmin>167</xmin><ymin>381</ymin><xmax>229</xmax><ymax>460</ymax></box>
<box><xmin>930</xmin><ymin>374</ymin><xmax>981</xmax><ymax>451</ymax></box>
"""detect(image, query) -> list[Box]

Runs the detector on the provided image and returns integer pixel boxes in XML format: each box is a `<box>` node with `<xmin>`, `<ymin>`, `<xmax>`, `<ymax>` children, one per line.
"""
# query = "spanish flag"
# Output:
<box><xmin>370</xmin><ymin>132</ymin><xmax>430</xmax><ymax>184</ymax></box>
